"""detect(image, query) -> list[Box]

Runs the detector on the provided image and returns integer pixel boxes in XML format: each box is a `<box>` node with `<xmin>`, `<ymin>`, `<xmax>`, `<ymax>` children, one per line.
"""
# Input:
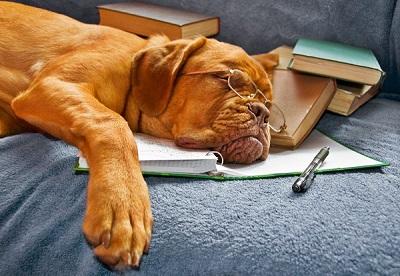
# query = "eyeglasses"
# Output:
<box><xmin>181</xmin><ymin>68</ymin><xmax>287</xmax><ymax>133</ymax></box>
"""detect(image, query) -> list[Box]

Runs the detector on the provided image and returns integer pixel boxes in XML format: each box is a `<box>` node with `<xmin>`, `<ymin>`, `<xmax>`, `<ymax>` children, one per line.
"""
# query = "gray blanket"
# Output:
<box><xmin>1</xmin><ymin>98</ymin><xmax>399</xmax><ymax>275</ymax></box>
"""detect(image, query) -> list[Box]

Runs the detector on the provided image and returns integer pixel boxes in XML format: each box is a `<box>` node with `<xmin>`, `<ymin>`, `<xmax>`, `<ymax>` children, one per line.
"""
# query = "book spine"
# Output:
<box><xmin>181</xmin><ymin>18</ymin><xmax>219</xmax><ymax>38</ymax></box>
<box><xmin>327</xmin><ymin>89</ymin><xmax>355</xmax><ymax>115</ymax></box>
<box><xmin>98</xmin><ymin>9</ymin><xmax>182</xmax><ymax>39</ymax></box>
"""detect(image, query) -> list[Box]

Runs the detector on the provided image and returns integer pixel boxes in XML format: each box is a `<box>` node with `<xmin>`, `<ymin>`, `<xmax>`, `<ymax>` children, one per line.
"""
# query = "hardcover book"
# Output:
<box><xmin>270</xmin><ymin>45</ymin><xmax>293</xmax><ymax>70</ymax></box>
<box><xmin>288</xmin><ymin>38</ymin><xmax>384</xmax><ymax>85</ymax></box>
<box><xmin>270</xmin><ymin>69</ymin><xmax>336</xmax><ymax>148</ymax></box>
<box><xmin>327</xmin><ymin>80</ymin><xmax>380</xmax><ymax>116</ymax></box>
<box><xmin>97</xmin><ymin>2</ymin><xmax>219</xmax><ymax>40</ymax></box>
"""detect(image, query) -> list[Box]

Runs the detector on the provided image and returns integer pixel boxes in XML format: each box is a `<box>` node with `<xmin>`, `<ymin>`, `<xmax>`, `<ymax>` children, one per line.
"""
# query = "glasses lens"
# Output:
<box><xmin>268</xmin><ymin>103</ymin><xmax>285</xmax><ymax>132</ymax></box>
<box><xmin>229</xmin><ymin>70</ymin><xmax>259</xmax><ymax>98</ymax></box>
<box><xmin>228</xmin><ymin>69</ymin><xmax>285</xmax><ymax>132</ymax></box>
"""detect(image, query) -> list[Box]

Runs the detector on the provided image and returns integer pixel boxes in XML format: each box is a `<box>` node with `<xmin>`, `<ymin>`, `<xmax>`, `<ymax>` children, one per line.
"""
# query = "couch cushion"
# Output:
<box><xmin>142</xmin><ymin>0</ymin><xmax>397</xmax><ymax>96</ymax></box>
<box><xmin>383</xmin><ymin>1</ymin><xmax>400</xmax><ymax>100</ymax></box>
<box><xmin>1</xmin><ymin>98</ymin><xmax>399</xmax><ymax>275</ymax></box>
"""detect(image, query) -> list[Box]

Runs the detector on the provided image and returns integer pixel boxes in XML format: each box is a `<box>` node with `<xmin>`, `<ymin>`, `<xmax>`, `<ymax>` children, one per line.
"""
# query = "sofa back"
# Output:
<box><xmin>16</xmin><ymin>0</ymin><xmax>400</xmax><ymax>99</ymax></box>
<box><xmin>143</xmin><ymin>0</ymin><xmax>399</xmax><ymax>99</ymax></box>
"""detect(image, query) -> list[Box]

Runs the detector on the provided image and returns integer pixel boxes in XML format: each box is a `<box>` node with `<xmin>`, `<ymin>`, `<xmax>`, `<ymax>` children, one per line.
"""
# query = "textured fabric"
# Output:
<box><xmin>13</xmin><ymin>0</ymin><xmax>399</xmax><ymax>98</ymax></box>
<box><xmin>0</xmin><ymin>98</ymin><xmax>399</xmax><ymax>275</ymax></box>
<box><xmin>385</xmin><ymin>0</ymin><xmax>400</xmax><ymax>100</ymax></box>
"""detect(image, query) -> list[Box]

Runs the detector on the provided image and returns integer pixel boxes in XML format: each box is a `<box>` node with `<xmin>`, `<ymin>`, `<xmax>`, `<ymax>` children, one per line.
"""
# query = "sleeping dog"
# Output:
<box><xmin>0</xmin><ymin>2</ymin><xmax>278</xmax><ymax>269</ymax></box>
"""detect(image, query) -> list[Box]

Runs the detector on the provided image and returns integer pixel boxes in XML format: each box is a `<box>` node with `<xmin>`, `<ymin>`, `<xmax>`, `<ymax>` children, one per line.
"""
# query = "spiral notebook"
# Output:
<box><xmin>74</xmin><ymin>131</ymin><xmax>388</xmax><ymax>180</ymax></box>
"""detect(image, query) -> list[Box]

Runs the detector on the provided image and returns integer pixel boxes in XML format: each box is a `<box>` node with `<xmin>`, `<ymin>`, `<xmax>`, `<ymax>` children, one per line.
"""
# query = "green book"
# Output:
<box><xmin>289</xmin><ymin>38</ymin><xmax>384</xmax><ymax>85</ymax></box>
<box><xmin>74</xmin><ymin>131</ymin><xmax>388</xmax><ymax>181</ymax></box>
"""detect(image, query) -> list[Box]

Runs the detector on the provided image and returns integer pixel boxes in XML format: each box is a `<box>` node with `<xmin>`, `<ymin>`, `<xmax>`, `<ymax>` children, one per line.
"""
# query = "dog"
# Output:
<box><xmin>0</xmin><ymin>2</ymin><xmax>278</xmax><ymax>269</ymax></box>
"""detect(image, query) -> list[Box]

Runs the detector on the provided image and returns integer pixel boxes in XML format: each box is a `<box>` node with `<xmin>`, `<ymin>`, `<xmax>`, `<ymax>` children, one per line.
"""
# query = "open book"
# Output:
<box><xmin>75</xmin><ymin>131</ymin><xmax>387</xmax><ymax>180</ymax></box>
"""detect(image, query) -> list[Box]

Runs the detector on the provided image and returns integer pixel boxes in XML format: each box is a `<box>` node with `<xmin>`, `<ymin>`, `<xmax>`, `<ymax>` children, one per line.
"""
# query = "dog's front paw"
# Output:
<box><xmin>82</xmin><ymin>173</ymin><xmax>153</xmax><ymax>270</ymax></box>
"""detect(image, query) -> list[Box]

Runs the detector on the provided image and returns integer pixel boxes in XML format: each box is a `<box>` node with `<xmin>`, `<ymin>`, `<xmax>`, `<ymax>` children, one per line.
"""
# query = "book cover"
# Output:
<box><xmin>293</xmin><ymin>38</ymin><xmax>382</xmax><ymax>70</ymax></box>
<box><xmin>269</xmin><ymin>69</ymin><xmax>336</xmax><ymax>148</ymax></box>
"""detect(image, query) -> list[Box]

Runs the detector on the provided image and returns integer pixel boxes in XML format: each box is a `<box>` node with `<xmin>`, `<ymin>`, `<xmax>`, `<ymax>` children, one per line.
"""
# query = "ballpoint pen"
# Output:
<box><xmin>292</xmin><ymin>146</ymin><xmax>330</xmax><ymax>193</ymax></box>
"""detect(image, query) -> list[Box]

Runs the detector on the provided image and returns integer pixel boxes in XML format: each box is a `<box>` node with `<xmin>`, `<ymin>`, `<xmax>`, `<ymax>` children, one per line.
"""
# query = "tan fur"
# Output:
<box><xmin>0</xmin><ymin>2</ymin><xmax>278</xmax><ymax>269</ymax></box>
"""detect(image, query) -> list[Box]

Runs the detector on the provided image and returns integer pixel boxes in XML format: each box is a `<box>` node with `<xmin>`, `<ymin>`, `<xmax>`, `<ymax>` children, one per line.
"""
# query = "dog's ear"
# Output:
<box><xmin>252</xmin><ymin>52</ymin><xmax>279</xmax><ymax>80</ymax></box>
<box><xmin>131</xmin><ymin>36</ymin><xmax>207</xmax><ymax>116</ymax></box>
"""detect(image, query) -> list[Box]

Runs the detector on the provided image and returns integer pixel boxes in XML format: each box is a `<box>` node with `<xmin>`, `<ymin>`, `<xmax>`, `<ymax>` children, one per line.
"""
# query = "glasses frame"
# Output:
<box><xmin>181</xmin><ymin>68</ymin><xmax>287</xmax><ymax>133</ymax></box>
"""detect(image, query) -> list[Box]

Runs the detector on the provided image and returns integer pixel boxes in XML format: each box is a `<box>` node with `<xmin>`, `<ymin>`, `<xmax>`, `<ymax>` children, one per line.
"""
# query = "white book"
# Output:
<box><xmin>75</xmin><ymin>130</ymin><xmax>387</xmax><ymax>179</ymax></box>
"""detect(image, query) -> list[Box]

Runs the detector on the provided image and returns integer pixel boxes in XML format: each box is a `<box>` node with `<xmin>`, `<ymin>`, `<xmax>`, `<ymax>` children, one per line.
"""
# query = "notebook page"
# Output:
<box><xmin>77</xmin><ymin>133</ymin><xmax>217</xmax><ymax>173</ymax></box>
<box><xmin>219</xmin><ymin>130</ymin><xmax>384</xmax><ymax>177</ymax></box>
<box><xmin>134</xmin><ymin>133</ymin><xmax>214</xmax><ymax>161</ymax></box>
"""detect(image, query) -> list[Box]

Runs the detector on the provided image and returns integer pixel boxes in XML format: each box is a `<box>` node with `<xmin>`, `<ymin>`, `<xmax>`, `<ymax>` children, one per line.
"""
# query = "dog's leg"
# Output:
<box><xmin>11</xmin><ymin>77</ymin><xmax>152</xmax><ymax>268</ymax></box>
<box><xmin>0</xmin><ymin>92</ymin><xmax>27</xmax><ymax>137</ymax></box>
<box><xmin>0</xmin><ymin>108</ymin><xmax>25</xmax><ymax>137</ymax></box>
<box><xmin>0</xmin><ymin>66</ymin><xmax>31</xmax><ymax>137</ymax></box>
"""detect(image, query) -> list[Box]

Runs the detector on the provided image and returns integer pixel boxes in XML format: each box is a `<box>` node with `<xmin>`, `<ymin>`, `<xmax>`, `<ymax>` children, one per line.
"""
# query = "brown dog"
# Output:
<box><xmin>0</xmin><ymin>2</ymin><xmax>278</xmax><ymax>269</ymax></box>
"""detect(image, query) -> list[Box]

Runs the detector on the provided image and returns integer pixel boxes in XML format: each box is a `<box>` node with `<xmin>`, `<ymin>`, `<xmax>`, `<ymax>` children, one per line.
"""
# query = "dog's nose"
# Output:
<box><xmin>248</xmin><ymin>102</ymin><xmax>270</xmax><ymax>125</ymax></box>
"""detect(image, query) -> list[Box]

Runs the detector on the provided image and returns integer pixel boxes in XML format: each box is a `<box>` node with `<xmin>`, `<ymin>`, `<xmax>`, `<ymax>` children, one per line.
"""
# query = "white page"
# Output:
<box><xmin>218</xmin><ymin>130</ymin><xmax>385</xmax><ymax>177</ymax></box>
<box><xmin>77</xmin><ymin>133</ymin><xmax>217</xmax><ymax>173</ymax></box>
<box><xmin>134</xmin><ymin>133</ymin><xmax>215</xmax><ymax>161</ymax></box>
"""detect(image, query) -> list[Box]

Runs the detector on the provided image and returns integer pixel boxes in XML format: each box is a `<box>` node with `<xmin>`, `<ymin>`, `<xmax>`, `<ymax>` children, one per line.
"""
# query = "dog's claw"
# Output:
<box><xmin>94</xmin><ymin>249</ymin><xmax>119</xmax><ymax>267</ymax></box>
<box><xmin>121</xmin><ymin>251</ymin><xmax>132</xmax><ymax>266</ymax></box>
<box><xmin>132</xmin><ymin>251</ymin><xmax>142</xmax><ymax>268</ymax></box>
<box><xmin>143</xmin><ymin>243</ymin><xmax>150</xmax><ymax>254</ymax></box>
<box><xmin>101</xmin><ymin>230</ymin><xmax>111</xmax><ymax>248</ymax></box>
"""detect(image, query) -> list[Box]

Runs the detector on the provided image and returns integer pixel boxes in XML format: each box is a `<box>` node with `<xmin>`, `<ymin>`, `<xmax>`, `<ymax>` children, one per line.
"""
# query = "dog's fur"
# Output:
<box><xmin>0</xmin><ymin>2</ymin><xmax>278</xmax><ymax>269</ymax></box>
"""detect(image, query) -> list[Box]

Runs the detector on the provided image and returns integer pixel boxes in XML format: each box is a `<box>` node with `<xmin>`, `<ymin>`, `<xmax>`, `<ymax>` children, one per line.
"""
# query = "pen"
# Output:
<box><xmin>292</xmin><ymin>146</ymin><xmax>330</xmax><ymax>193</ymax></box>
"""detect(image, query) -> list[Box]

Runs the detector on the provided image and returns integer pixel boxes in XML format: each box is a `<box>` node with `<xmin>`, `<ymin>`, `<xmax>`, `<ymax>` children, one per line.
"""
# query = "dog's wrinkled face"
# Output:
<box><xmin>129</xmin><ymin>36</ymin><xmax>278</xmax><ymax>164</ymax></box>
<box><xmin>171</xmin><ymin>47</ymin><xmax>273</xmax><ymax>164</ymax></box>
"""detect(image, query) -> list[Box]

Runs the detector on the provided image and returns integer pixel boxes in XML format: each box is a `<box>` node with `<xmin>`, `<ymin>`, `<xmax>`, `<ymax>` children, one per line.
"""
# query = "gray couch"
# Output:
<box><xmin>1</xmin><ymin>1</ymin><xmax>399</xmax><ymax>275</ymax></box>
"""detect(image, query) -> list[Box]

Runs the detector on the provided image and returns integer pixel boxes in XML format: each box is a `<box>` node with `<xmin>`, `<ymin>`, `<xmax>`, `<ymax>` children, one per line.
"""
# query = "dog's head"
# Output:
<box><xmin>126</xmin><ymin>36</ymin><xmax>278</xmax><ymax>164</ymax></box>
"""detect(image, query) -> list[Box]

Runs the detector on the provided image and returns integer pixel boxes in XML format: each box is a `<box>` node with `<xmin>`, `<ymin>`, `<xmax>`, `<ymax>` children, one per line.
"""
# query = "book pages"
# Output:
<box><xmin>219</xmin><ymin>130</ymin><xmax>385</xmax><ymax>177</ymax></box>
<box><xmin>134</xmin><ymin>133</ymin><xmax>215</xmax><ymax>161</ymax></box>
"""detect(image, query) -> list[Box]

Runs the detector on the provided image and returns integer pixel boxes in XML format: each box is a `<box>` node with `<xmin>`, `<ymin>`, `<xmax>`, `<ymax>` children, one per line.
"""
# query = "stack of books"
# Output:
<box><xmin>288</xmin><ymin>39</ymin><xmax>384</xmax><ymax>116</ymax></box>
<box><xmin>267</xmin><ymin>40</ymin><xmax>384</xmax><ymax>148</ymax></box>
<box><xmin>97</xmin><ymin>1</ymin><xmax>219</xmax><ymax>40</ymax></box>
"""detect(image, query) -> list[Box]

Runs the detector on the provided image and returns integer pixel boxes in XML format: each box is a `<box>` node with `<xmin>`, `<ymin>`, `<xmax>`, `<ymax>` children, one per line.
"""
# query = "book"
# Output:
<box><xmin>269</xmin><ymin>69</ymin><xmax>336</xmax><ymax>148</ymax></box>
<box><xmin>270</xmin><ymin>45</ymin><xmax>293</xmax><ymax>70</ymax></box>
<box><xmin>78</xmin><ymin>133</ymin><xmax>218</xmax><ymax>174</ymax></box>
<box><xmin>97</xmin><ymin>2</ymin><xmax>219</xmax><ymax>40</ymax></box>
<box><xmin>75</xmin><ymin>131</ymin><xmax>388</xmax><ymax>180</ymax></box>
<box><xmin>288</xmin><ymin>38</ymin><xmax>384</xmax><ymax>85</ymax></box>
<box><xmin>327</xmin><ymin>80</ymin><xmax>380</xmax><ymax>116</ymax></box>
<box><xmin>271</xmin><ymin>45</ymin><xmax>381</xmax><ymax>116</ymax></box>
